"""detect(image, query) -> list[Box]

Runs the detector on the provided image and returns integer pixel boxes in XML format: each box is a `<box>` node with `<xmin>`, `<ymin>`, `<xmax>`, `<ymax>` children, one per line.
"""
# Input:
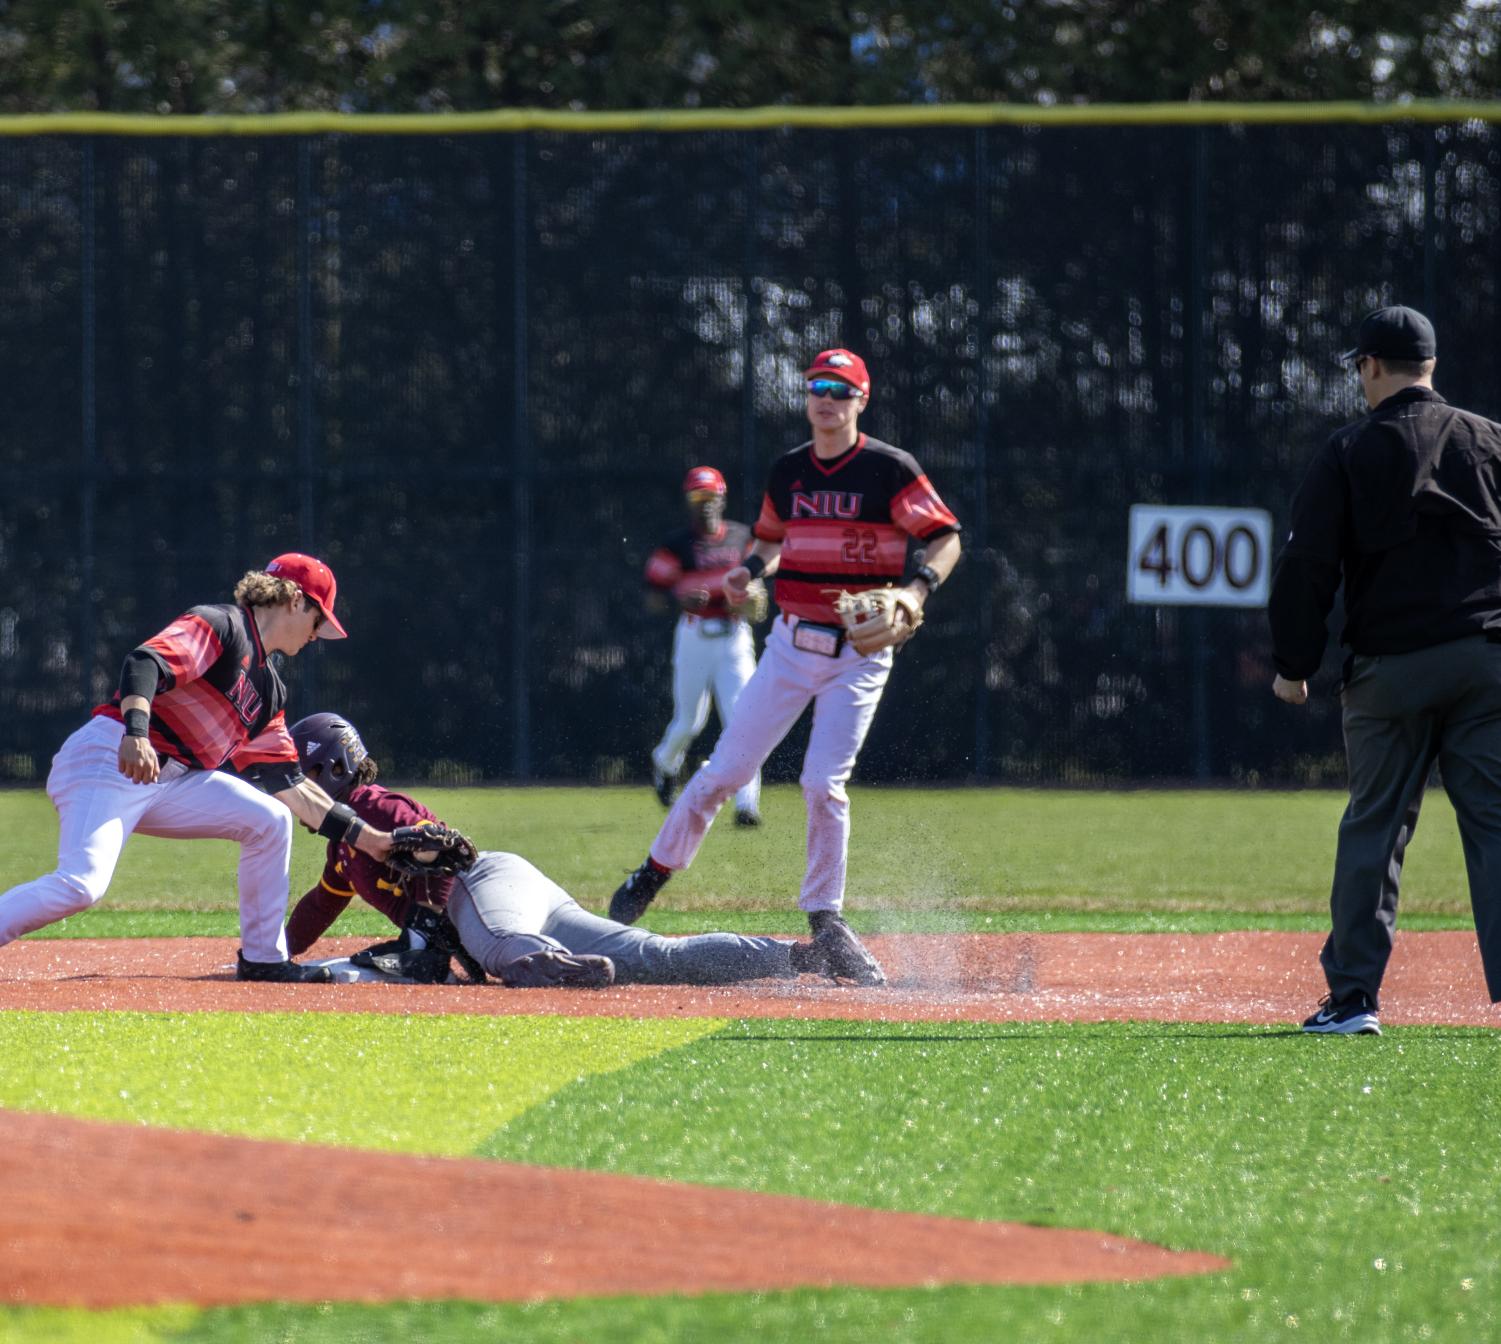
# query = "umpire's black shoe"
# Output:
<box><xmin>807</xmin><ymin>911</ymin><xmax>887</xmax><ymax>987</ymax></box>
<box><xmin>734</xmin><ymin>808</ymin><xmax>762</xmax><ymax>828</ymax></box>
<box><xmin>1302</xmin><ymin>992</ymin><xmax>1381</xmax><ymax>1035</ymax></box>
<box><xmin>235</xmin><ymin>952</ymin><xmax>335</xmax><ymax>984</ymax></box>
<box><xmin>651</xmin><ymin>765</ymin><xmax>679</xmax><ymax>808</ymax></box>
<box><xmin>609</xmin><ymin>858</ymin><xmax>671</xmax><ymax>925</ymax></box>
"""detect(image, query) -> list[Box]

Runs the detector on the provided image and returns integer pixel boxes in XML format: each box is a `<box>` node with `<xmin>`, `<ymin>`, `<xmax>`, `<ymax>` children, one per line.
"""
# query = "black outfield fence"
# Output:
<box><xmin>3</xmin><ymin>105</ymin><xmax>1500</xmax><ymax>785</ymax></box>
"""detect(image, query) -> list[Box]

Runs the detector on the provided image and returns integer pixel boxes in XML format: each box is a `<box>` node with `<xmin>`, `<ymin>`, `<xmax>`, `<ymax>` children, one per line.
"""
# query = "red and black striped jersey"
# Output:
<box><xmin>644</xmin><ymin>520</ymin><xmax>754</xmax><ymax>619</ymax></box>
<box><xmin>753</xmin><ymin>434</ymin><xmax>960</xmax><ymax>622</ymax></box>
<box><xmin>93</xmin><ymin>603</ymin><xmax>299</xmax><ymax>776</ymax></box>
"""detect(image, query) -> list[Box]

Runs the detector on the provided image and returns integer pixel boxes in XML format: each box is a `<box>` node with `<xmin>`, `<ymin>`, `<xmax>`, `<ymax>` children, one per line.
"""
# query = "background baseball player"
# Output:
<box><xmin>610</xmin><ymin>349</ymin><xmax>962</xmax><ymax>984</ymax></box>
<box><xmin>0</xmin><ymin>554</ymin><xmax>424</xmax><ymax>982</ymax></box>
<box><xmin>284</xmin><ymin>712</ymin><xmax>843</xmax><ymax>986</ymax></box>
<box><xmin>643</xmin><ymin>465</ymin><xmax>767</xmax><ymax>824</ymax></box>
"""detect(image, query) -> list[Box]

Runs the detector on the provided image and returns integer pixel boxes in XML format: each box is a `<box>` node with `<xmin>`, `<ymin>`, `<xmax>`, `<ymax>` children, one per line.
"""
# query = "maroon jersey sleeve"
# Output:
<box><xmin>336</xmin><ymin>785</ymin><xmax>459</xmax><ymax>920</ymax></box>
<box><xmin>285</xmin><ymin>879</ymin><xmax>356</xmax><ymax>956</ymax></box>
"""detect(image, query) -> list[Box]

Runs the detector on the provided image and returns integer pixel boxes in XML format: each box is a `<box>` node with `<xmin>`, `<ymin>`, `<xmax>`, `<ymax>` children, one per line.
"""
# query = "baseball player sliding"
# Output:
<box><xmin>610</xmin><ymin>349</ymin><xmax>962</xmax><ymax>984</ymax></box>
<box><xmin>283</xmin><ymin>713</ymin><xmax>846</xmax><ymax>987</ymax></box>
<box><xmin>0</xmin><ymin>555</ymin><xmax>438</xmax><ymax>982</ymax></box>
<box><xmin>644</xmin><ymin>465</ymin><xmax>767</xmax><ymax>824</ymax></box>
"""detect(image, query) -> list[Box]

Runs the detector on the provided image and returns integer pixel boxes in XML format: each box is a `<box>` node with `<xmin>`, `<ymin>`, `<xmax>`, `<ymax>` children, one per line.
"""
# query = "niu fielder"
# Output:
<box><xmin>0</xmin><ymin>554</ymin><xmax>412</xmax><ymax>983</ymax></box>
<box><xmin>643</xmin><ymin>465</ymin><xmax>764</xmax><ymax>825</ymax></box>
<box><xmin>611</xmin><ymin>349</ymin><xmax>962</xmax><ymax>983</ymax></box>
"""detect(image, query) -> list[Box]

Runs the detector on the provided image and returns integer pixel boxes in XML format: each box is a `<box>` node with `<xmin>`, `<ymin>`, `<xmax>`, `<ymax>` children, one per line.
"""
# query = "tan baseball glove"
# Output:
<box><xmin>729</xmin><ymin>577</ymin><xmax>769</xmax><ymax>624</ymax></box>
<box><xmin>832</xmin><ymin>587</ymin><xmax>924</xmax><ymax>655</ymax></box>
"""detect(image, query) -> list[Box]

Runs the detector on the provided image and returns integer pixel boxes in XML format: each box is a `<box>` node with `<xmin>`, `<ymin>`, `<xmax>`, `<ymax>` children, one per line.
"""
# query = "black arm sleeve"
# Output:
<box><xmin>1267</xmin><ymin>445</ymin><xmax>1348</xmax><ymax>680</ymax></box>
<box><xmin>118</xmin><ymin>650</ymin><xmax>163</xmax><ymax>701</ymax></box>
<box><xmin>230</xmin><ymin>761</ymin><xmax>306</xmax><ymax>795</ymax></box>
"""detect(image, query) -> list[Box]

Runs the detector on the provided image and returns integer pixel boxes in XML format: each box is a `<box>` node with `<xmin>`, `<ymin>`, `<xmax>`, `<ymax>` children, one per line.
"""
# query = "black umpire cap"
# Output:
<box><xmin>1342</xmin><ymin>305</ymin><xmax>1437</xmax><ymax>363</ymax></box>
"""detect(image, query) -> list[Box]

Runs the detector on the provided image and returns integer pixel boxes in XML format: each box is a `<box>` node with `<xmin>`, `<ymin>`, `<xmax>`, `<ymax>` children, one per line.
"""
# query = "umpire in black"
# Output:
<box><xmin>1270</xmin><ymin>304</ymin><xmax>1501</xmax><ymax>1035</ymax></box>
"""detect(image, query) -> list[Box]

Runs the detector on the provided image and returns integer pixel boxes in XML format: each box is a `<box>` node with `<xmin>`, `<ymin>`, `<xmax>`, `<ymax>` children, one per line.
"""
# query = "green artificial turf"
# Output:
<box><xmin>0</xmin><ymin>1011</ymin><xmax>720</xmax><ymax>1153</ymax></box>
<box><xmin>0</xmin><ymin>783</ymin><xmax>1485</xmax><ymax>933</ymax></box>
<box><xmin>2</xmin><ymin>1016</ymin><xmax>1499</xmax><ymax>1342</ymax></box>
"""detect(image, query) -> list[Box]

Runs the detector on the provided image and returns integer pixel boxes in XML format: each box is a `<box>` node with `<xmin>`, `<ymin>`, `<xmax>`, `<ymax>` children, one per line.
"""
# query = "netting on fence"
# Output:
<box><xmin>3</xmin><ymin>119</ymin><xmax>1498</xmax><ymax>783</ymax></box>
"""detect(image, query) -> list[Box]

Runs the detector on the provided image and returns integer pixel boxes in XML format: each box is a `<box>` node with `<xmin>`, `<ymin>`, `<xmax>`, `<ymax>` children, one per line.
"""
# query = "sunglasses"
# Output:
<box><xmin>807</xmin><ymin>379</ymin><xmax>862</xmax><ymax>401</ymax></box>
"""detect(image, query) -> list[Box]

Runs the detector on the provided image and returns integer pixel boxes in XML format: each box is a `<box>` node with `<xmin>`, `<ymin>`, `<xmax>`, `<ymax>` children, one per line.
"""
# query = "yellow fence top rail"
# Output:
<box><xmin>4</xmin><ymin>100</ymin><xmax>1501</xmax><ymax>136</ymax></box>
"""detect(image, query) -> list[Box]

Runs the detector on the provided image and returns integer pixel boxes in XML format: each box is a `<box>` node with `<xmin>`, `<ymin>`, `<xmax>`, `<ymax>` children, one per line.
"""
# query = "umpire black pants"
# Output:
<box><xmin>1325</xmin><ymin>636</ymin><xmax>1501</xmax><ymax>1005</ymax></box>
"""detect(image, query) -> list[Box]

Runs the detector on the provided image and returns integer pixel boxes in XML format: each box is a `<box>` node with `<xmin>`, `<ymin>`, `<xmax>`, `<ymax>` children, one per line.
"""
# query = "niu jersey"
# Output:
<box><xmin>284</xmin><ymin>784</ymin><xmax>454</xmax><ymax>954</ymax></box>
<box><xmin>644</xmin><ymin>521</ymin><xmax>754</xmax><ymax>619</ymax></box>
<box><xmin>94</xmin><ymin>603</ymin><xmax>299</xmax><ymax>780</ymax></box>
<box><xmin>754</xmin><ymin>434</ymin><xmax>961</xmax><ymax>622</ymax></box>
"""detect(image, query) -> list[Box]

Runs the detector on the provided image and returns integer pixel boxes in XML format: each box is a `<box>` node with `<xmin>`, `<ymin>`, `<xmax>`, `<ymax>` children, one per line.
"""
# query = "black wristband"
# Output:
<box><xmin>318</xmin><ymin>802</ymin><xmax>361</xmax><ymax>844</ymax></box>
<box><xmin>743</xmin><ymin>554</ymin><xmax>767</xmax><ymax>580</ymax></box>
<box><xmin>910</xmin><ymin>563</ymin><xmax>942</xmax><ymax>593</ymax></box>
<box><xmin>122</xmin><ymin>708</ymin><xmax>150</xmax><ymax>738</ymax></box>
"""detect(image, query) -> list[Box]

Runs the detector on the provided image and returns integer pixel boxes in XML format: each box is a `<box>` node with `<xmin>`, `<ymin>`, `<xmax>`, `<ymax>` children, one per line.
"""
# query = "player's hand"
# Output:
<box><xmin>1272</xmin><ymin>675</ymin><xmax>1308</xmax><ymax>705</ymax></box>
<box><xmin>722</xmin><ymin>565</ymin><xmax>751</xmax><ymax>604</ymax></box>
<box><xmin>679</xmin><ymin>588</ymin><xmax>710</xmax><ymax>613</ymax></box>
<box><xmin>360</xmin><ymin>829</ymin><xmax>395</xmax><ymax>862</ymax></box>
<box><xmin>117</xmin><ymin>735</ymin><xmax>161</xmax><ymax>784</ymax></box>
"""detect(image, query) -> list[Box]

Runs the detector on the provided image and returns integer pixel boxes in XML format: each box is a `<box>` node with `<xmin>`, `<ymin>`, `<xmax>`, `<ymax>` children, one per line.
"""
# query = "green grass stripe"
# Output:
<box><xmin>2</xmin><ymin>99</ymin><xmax>1500</xmax><ymax>136</ymax></box>
<box><xmin>0</xmin><ymin>1011</ymin><xmax>723</xmax><ymax>1155</ymax></box>
<box><xmin>483</xmin><ymin>1018</ymin><xmax>1501</xmax><ymax>1340</ymax></box>
<box><xmin>0</xmin><ymin>783</ymin><xmax>1485</xmax><ymax>925</ymax></box>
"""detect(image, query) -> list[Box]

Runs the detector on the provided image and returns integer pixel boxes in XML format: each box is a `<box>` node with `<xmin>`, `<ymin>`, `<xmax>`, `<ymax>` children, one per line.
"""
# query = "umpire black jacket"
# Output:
<box><xmin>1269</xmin><ymin>386</ymin><xmax>1501</xmax><ymax>680</ymax></box>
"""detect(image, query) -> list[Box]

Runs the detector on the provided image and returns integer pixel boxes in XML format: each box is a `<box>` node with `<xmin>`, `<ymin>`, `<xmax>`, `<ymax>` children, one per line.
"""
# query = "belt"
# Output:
<box><xmin>685</xmin><ymin>614</ymin><xmax>736</xmax><ymax>637</ymax></box>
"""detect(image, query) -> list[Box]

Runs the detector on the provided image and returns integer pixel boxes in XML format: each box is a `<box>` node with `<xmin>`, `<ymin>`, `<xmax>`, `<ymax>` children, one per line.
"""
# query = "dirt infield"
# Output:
<box><xmin>0</xmin><ymin>930</ymin><xmax>1495</xmax><ymax>1025</ymax></box>
<box><xmin>1</xmin><ymin>930</ymin><xmax>1492</xmax><ymax>1310</ymax></box>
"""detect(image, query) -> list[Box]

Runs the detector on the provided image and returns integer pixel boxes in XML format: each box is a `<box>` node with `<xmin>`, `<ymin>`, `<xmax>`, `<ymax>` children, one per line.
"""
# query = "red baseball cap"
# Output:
<box><xmin>803</xmin><ymin>348</ymin><xmax>871</xmax><ymax>395</ymax></box>
<box><xmin>683</xmin><ymin>466</ymin><xmax>727</xmax><ymax>497</ymax></box>
<box><xmin>265</xmin><ymin>553</ymin><xmax>347</xmax><ymax>640</ymax></box>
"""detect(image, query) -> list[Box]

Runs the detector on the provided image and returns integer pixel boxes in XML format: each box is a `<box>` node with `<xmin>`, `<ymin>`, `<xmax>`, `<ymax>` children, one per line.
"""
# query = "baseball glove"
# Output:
<box><xmin>728</xmin><ymin>577</ymin><xmax>769</xmax><ymax>624</ymax></box>
<box><xmin>831</xmin><ymin>587</ymin><xmax>924</xmax><ymax>655</ymax></box>
<box><xmin>386</xmin><ymin>822</ymin><xmax>479</xmax><ymax>877</ymax></box>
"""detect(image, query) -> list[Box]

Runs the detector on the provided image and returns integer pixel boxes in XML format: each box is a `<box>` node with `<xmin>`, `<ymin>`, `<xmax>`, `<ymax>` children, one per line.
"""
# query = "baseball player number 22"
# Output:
<box><xmin>1126</xmin><ymin>504</ymin><xmax>1272</xmax><ymax>608</ymax></box>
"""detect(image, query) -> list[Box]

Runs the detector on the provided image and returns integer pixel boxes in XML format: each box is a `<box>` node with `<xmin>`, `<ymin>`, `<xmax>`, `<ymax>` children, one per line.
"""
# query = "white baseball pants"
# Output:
<box><xmin>651</xmin><ymin>615</ymin><xmax>761</xmax><ymax>814</ymax></box>
<box><xmin>650</xmin><ymin>616</ymin><xmax>893</xmax><ymax>913</ymax></box>
<box><xmin>0</xmin><ymin>715</ymin><xmax>294</xmax><ymax>961</ymax></box>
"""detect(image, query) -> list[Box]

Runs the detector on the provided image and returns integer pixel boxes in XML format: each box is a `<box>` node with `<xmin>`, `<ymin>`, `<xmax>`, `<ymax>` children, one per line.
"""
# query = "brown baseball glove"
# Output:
<box><xmin>386</xmin><ymin>822</ymin><xmax>479</xmax><ymax>877</ymax></box>
<box><xmin>832</xmin><ymin>587</ymin><xmax>924</xmax><ymax>655</ymax></box>
<box><xmin>728</xmin><ymin>577</ymin><xmax>769</xmax><ymax>624</ymax></box>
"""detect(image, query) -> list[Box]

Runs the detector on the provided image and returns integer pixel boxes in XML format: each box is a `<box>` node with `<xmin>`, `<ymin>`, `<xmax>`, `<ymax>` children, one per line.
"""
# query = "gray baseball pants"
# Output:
<box><xmin>1325</xmin><ymin>637</ymin><xmax>1501</xmax><ymax>1005</ymax></box>
<box><xmin>447</xmin><ymin>851</ymin><xmax>796</xmax><ymax>985</ymax></box>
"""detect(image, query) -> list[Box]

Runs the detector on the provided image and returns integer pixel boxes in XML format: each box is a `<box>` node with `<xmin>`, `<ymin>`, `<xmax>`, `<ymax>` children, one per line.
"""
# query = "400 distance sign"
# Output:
<box><xmin>1126</xmin><ymin>505</ymin><xmax>1272</xmax><ymax>608</ymax></box>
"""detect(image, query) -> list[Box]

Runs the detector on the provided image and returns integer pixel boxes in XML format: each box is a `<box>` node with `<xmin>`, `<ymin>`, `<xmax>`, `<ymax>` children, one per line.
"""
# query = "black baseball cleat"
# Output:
<box><xmin>734</xmin><ymin>808</ymin><xmax>762</xmax><ymax>827</ymax></box>
<box><xmin>501</xmin><ymin>950</ymin><xmax>616</xmax><ymax>989</ymax></box>
<box><xmin>235</xmin><ymin>952</ymin><xmax>335</xmax><ymax>984</ymax></box>
<box><xmin>807</xmin><ymin>911</ymin><xmax>887</xmax><ymax>987</ymax></box>
<box><xmin>1302</xmin><ymin>992</ymin><xmax>1381</xmax><ymax>1035</ymax></box>
<box><xmin>651</xmin><ymin>764</ymin><xmax>679</xmax><ymax>808</ymax></box>
<box><xmin>609</xmin><ymin>858</ymin><xmax>671</xmax><ymax>924</ymax></box>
